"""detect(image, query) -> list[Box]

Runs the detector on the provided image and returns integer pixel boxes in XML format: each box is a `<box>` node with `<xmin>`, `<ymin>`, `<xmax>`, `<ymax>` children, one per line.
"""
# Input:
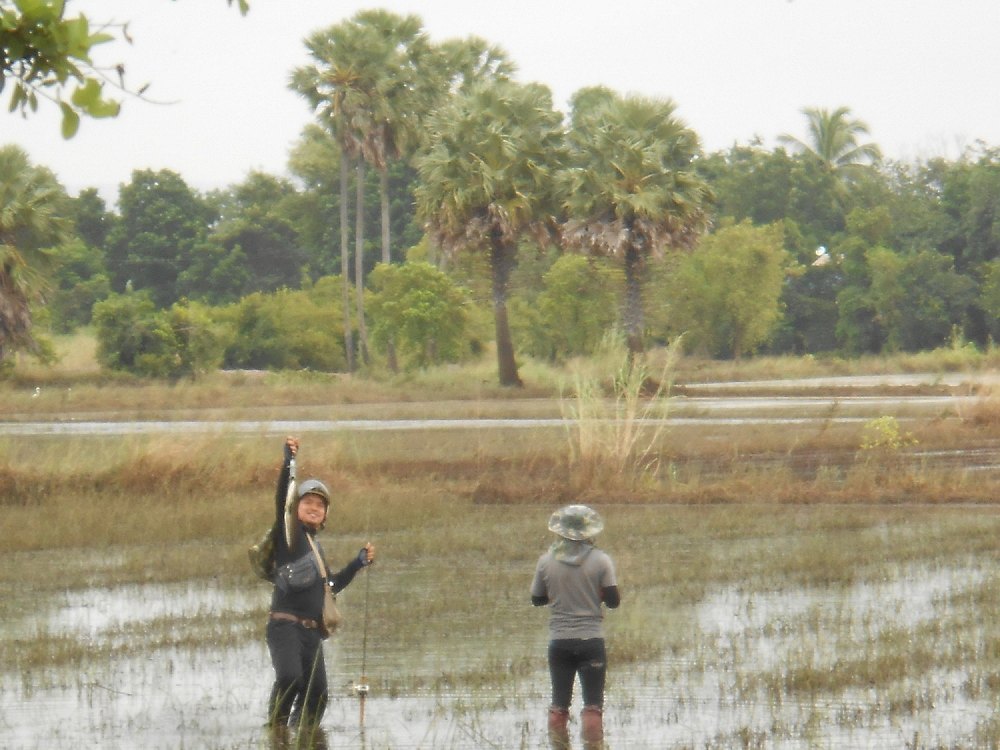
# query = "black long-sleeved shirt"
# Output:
<box><xmin>270</xmin><ymin>454</ymin><xmax>363</xmax><ymax>620</ymax></box>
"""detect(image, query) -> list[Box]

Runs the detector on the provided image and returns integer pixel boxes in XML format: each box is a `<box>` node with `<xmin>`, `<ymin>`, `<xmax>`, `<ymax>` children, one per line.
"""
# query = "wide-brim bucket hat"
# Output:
<box><xmin>548</xmin><ymin>504</ymin><xmax>604</xmax><ymax>540</ymax></box>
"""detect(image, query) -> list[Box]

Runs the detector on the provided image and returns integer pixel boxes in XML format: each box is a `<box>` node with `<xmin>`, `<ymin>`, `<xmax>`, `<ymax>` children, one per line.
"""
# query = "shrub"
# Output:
<box><xmin>219</xmin><ymin>284</ymin><xmax>346</xmax><ymax>371</ymax></box>
<box><xmin>92</xmin><ymin>293</ymin><xmax>225</xmax><ymax>378</ymax></box>
<box><xmin>368</xmin><ymin>262</ymin><xmax>471</xmax><ymax>369</ymax></box>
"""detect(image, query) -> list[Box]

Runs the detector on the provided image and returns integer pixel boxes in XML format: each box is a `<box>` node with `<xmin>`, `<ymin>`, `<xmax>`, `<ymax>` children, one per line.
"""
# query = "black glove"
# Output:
<box><xmin>357</xmin><ymin>547</ymin><xmax>372</xmax><ymax>567</ymax></box>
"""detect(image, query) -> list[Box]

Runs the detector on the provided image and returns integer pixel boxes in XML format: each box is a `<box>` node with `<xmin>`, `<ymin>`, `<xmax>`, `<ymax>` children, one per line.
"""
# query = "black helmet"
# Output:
<box><xmin>297</xmin><ymin>479</ymin><xmax>330</xmax><ymax>506</ymax></box>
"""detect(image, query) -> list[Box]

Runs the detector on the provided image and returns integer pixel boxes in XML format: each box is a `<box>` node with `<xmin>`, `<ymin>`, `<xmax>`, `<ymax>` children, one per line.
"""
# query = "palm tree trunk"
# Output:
<box><xmin>339</xmin><ymin>152</ymin><xmax>355</xmax><ymax>372</ymax></box>
<box><xmin>380</xmin><ymin>165</ymin><xmax>398</xmax><ymax>373</ymax></box>
<box><xmin>355</xmin><ymin>160</ymin><xmax>370</xmax><ymax>366</ymax></box>
<box><xmin>623</xmin><ymin>243</ymin><xmax>645</xmax><ymax>358</ymax></box>
<box><xmin>379</xmin><ymin>167</ymin><xmax>391</xmax><ymax>265</ymax></box>
<box><xmin>0</xmin><ymin>268</ymin><xmax>34</xmax><ymax>365</ymax></box>
<box><xmin>490</xmin><ymin>230</ymin><xmax>522</xmax><ymax>387</ymax></box>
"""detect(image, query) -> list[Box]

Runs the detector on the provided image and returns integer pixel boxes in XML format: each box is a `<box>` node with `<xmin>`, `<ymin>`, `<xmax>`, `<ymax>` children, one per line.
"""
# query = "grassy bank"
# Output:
<box><xmin>5</xmin><ymin>330</ymin><xmax>1000</xmax><ymax>420</ymax></box>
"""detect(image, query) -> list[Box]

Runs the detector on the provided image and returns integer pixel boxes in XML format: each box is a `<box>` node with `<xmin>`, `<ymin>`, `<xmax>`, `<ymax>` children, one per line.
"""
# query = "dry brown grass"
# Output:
<box><xmin>8</xmin><ymin>329</ymin><xmax>1000</xmax><ymax>419</ymax></box>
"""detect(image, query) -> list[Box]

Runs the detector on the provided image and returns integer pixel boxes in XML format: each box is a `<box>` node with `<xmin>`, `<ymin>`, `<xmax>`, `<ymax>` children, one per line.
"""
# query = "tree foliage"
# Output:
<box><xmin>0</xmin><ymin>144</ymin><xmax>70</xmax><ymax>363</ymax></box>
<box><xmin>515</xmin><ymin>254</ymin><xmax>621</xmax><ymax>361</ymax></box>
<box><xmin>414</xmin><ymin>78</ymin><xmax>566</xmax><ymax>386</ymax></box>
<box><xmin>105</xmin><ymin>169</ymin><xmax>213</xmax><ymax>307</ymax></box>
<box><xmin>779</xmin><ymin>106</ymin><xmax>882</xmax><ymax>181</ymax></box>
<box><xmin>866</xmin><ymin>246</ymin><xmax>974</xmax><ymax>352</ymax></box>
<box><xmin>47</xmin><ymin>237</ymin><xmax>109</xmax><ymax>331</ymax></box>
<box><xmin>93</xmin><ymin>292</ymin><xmax>223</xmax><ymax>378</ymax></box>
<box><xmin>220</xmin><ymin>282</ymin><xmax>346</xmax><ymax>372</ymax></box>
<box><xmin>668</xmin><ymin>221</ymin><xmax>790</xmax><ymax>358</ymax></box>
<box><xmin>562</xmin><ymin>90</ymin><xmax>712</xmax><ymax>355</ymax></box>
<box><xmin>0</xmin><ymin>0</ymin><xmax>248</xmax><ymax>137</ymax></box>
<box><xmin>367</xmin><ymin>261</ymin><xmax>470</xmax><ymax>369</ymax></box>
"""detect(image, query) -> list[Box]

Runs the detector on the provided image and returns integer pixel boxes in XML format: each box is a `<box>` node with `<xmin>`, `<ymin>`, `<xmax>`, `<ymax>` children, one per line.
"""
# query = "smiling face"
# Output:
<box><xmin>297</xmin><ymin>493</ymin><xmax>328</xmax><ymax>531</ymax></box>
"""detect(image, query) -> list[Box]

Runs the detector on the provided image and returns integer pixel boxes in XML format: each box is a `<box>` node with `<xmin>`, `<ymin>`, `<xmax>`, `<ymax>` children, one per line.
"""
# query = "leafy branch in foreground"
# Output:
<box><xmin>0</xmin><ymin>0</ymin><xmax>249</xmax><ymax>137</ymax></box>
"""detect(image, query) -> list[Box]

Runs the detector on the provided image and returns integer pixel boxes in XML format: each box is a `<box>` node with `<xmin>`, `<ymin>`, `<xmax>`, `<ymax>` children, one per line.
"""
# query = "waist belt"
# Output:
<box><xmin>269</xmin><ymin>611</ymin><xmax>320</xmax><ymax>629</ymax></box>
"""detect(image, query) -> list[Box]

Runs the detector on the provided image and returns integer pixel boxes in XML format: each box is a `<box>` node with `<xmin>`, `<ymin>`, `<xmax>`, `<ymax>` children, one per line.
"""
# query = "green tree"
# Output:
<box><xmin>977</xmin><ymin>257</ymin><xmax>1000</xmax><ymax>341</ymax></box>
<box><xmin>698</xmin><ymin>143</ymin><xmax>795</xmax><ymax>227</ymax></box>
<box><xmin>772</xmin><ymin>262</ymin><xmax>842</xmax><ymax>354</ymax></box>
<box><xmin>562</xmin><ymin>90</ymin><xmax>712</xmax><ymax>356</ymax></box>
<box><xmin>184</xmin><ymin>172</ymin><xmax>308</xmax><ymax>303</ymax></box>
<box><xmin>286</xmin><ymin>124</ymin><xmax>347</xmax><ymax>279</ymax></box>
<box><xmin>0</xmin><ymin>145</ymin><xmax>71</xmax><ymax>364</ymax></box>
<box><xmin>291</xmin><ymin>18</ymin><xmax>378</xmax><ymax>369</ymax></box>
<box><xmin>48</xmin><ymin>237</ymin><xmax>109</xmax><ymax>331</ymax></box>
<box><xmin>433</xmin><ymin>35</ymin><xmax>515</xmax><ymax>95</ymax></box>
<box><xmin>69</xmin><ymin>186</ymin><xmax>114</xmax><ymax>248</ymax></box>
<box><xmin>701</xmin><ymin>143</ymin><xmax>852</xmax><ymax>256</ymax></box>
<box><xmin>46</xmin><ymin>188</ymin><xmax>113</xmax><ymax>332</ymax></box>
<box><xmin>165</xmin><ymin>300</ymin><xmax>226</xmax><ymax>378</ymax></box>
<box><xmin>367</xmin><ymin>261</ymin><xmax>470</xmax><ymax>369</ymax></box>
<box><xmin>337</xmin><ymin>10</ymin><xmax>431</xmax><ymax>267</ymax></box>
<box><xmin>779</xmin><ymin>106</ymin><xmax>882</xmax><ymax>183</ymax></box>
<box><xmin>516</xmin><ymin>254</ymin><xmax>621</xmax><ymax>361</ymax></box>
<box><xmin>867</xmin><ymin>247</ymin><xmax>974</xmax><ymax>351</ymax></box>
<box><xmin>414</xmin><ymin>79</ymin><xmax>566</xmax><ymax>387</ymax></box>
<box><xmin>668</xmin><ymin>221</ymin><xmax>790</xmax><ymax>358</ymax></box>
<box><xmin>105</xmin><ymin>169</ymin><xmax>214</xmax><ymax>307</ymax></box>
<box><xmin>176</xmin><ymin>239</ymin><xmax>249</xmax><ymax>306</ymax></box>
<box><xmin>93</xmin><ymin>291</ymin><xmax>174</xmax><ymax>376</ymax></box>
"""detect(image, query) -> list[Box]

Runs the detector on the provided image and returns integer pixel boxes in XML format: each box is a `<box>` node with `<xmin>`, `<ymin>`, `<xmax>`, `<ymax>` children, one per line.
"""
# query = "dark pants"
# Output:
<box><xmin>548</xmin><ymin>638</ymin><xmax>607</xmax><ymax>710</ymax></box>
<box><xmin>267</xmin><ymin>619</ymin><xmax>328</xmax><ymax>726</ymax></box>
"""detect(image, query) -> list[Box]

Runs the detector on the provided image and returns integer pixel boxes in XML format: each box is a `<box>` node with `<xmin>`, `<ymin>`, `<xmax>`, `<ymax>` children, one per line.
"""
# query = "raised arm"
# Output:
<box><xmin>273</xmin><ymin>437</ymin><xmax>299</xmax><ymax>556</ymax></box>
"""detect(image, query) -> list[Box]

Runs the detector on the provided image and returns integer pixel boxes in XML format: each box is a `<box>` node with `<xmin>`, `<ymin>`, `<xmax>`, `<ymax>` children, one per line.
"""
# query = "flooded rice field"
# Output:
<box><xmin>4</xmin><ymin>554</ymin><xmax>999</xmax><ymax>749</ymax></box>
<box><xmin>5</xmin><ymin>376</ymin><xmax>1000</xmax><ymax>748</ymax></box>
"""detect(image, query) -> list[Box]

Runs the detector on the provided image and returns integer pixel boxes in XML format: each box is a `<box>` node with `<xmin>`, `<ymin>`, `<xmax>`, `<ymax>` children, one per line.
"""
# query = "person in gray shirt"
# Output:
<box><xmin>531</xmin><ymin>504</ymin><xmax>620</xmax><ymax>747</ymax></box>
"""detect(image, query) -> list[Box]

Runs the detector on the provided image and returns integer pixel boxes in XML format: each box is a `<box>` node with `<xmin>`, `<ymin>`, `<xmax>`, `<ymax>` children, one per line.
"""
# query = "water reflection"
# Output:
<box><xmin>0</xmin><ymin>390</ymin><xmax>979</xmax><ymax>437</ymax></box>
<box><xmin>268</xmin><ymin>724</ymin><xmax>330</xmax><ymax>750</ymax></box>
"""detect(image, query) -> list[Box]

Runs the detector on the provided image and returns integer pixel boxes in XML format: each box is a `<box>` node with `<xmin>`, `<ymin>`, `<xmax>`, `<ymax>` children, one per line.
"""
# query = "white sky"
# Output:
<box><xmin>3</xmin><ymin>0</ymin><xmax>999</xmax><ymax>205</ymax></box>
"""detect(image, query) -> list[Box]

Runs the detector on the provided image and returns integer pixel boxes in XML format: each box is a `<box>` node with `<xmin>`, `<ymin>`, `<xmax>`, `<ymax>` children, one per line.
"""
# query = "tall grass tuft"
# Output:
<box><xmin>561</xmin><ymin>333</ymin><xmax>683</xmax><ymax>489</ymax></box>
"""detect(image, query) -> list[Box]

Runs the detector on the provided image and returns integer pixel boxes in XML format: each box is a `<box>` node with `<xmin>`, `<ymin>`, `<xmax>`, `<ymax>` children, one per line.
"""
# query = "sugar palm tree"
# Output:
<box><xmin>291</xmin><ymin>18</ymin><xmax>381</xmax><ymax>369</ymax></box>
<box><xmin>434</xmin><ymin>36</ymin><xmax>516</xmax><ymax>95</ymax></box>
<box><xmin>293</xmin><ymin>11</ymin><xmax>440</xmax><ymax>371</ymax></box>
<box><xmin>779</xmin><ymin>106</ymin><xmax>882</xmax><ymax>180</ymax></box>
<box><xmin>340</xmin><ymin>10</ymin><xmax>431</xmax><ymax>266</ymax></box>
<box><xmin>561</xmin><ymin>90</ymin><xmax>713</xmax><ymax>356</ymax></box>
<box><xmin>0</xmin><ymin>146</ymin><xmax>71</xmax><ymax>364</ymax></box>
<box><xmin>414</xmin><ymin>79</ymin><xmax>565</xmax><ymax>387</ymax></box>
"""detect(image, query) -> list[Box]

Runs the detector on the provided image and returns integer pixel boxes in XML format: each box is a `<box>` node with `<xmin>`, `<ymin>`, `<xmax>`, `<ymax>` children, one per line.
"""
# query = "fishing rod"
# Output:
<box><xmin>353</xmin><ymin>495</ymin><xmax>374</xmax><ymax>729</ymax></box>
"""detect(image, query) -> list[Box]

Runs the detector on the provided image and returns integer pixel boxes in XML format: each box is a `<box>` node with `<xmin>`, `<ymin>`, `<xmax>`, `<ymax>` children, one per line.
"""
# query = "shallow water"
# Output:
<box><xmin>4</xmin><ymin>561</ymin><xmax>997</xmax><ymax>749</ymax></box>
<box><xmin>0</xmin><ymin>388</ymin><xmax>977</xmax><ymax>437</ymax></box>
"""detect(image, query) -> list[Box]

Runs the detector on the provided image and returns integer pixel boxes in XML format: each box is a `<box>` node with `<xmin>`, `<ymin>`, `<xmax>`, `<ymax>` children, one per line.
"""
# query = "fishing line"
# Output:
<box><xmin>354</xmin><ymin>465</ymin><xmax>374</xmax><ymax>729</ymax></box>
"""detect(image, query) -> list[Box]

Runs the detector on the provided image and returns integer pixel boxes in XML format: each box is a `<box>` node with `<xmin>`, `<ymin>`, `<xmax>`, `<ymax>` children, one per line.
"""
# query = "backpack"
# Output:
<box><xmin>248</xmin><ymin>523</ymin><xmax>277</xmax><ymax>582</ymax></box>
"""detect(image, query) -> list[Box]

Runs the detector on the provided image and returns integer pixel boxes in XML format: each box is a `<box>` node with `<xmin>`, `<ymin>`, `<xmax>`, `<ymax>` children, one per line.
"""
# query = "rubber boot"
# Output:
<box><xmin>581</xmin><ymin>704</ymin><xmax>604</xmax><ymax>746</ymax></box>
<box><xmin>547</xmin><ymin>706</ymin><xmax>570</xmax><ymax>749</ymax></box>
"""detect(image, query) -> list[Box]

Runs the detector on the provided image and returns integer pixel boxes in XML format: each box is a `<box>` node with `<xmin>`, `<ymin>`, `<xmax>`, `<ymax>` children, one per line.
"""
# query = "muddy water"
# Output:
<box><xmin>3</xmin><ymin>563</ymin><xmax>995</xmax><ymax>749</ymax></box>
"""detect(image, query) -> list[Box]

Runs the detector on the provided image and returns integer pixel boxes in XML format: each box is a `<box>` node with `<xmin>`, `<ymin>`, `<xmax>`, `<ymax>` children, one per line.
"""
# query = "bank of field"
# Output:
<box><xmin>3</xmin><ymin>411</ymin><xmax>1000</xmax><ymax>748</ymax></box>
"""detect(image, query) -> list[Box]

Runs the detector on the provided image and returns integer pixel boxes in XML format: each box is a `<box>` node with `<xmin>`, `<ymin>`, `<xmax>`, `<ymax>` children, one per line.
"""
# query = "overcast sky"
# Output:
<box><xmin>4</xmin><ymin>0</ymin><xmax>999</xmax><ymax>204</ymax></box>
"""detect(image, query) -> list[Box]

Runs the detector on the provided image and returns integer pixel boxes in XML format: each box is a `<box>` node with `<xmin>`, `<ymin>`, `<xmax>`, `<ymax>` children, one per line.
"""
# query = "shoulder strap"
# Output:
<box><xmin>305</xmin><ymin>533</ymin><xmax>328</xmax><ymax>578</ymax></box>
